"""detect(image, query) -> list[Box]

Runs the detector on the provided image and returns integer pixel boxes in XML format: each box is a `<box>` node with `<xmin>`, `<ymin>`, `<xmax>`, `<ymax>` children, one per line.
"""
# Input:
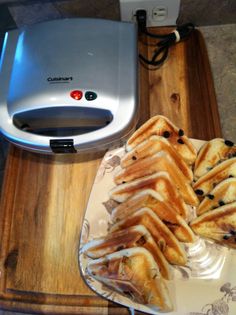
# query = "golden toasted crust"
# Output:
<box><xmin>193</xmin><ymin>157</ymin><xmax>236</xmax><ymax>197</ymax></box>
<box><xmin>115</xmin><ymin>151</ymin><xmax>199</xmax><ymax>206</ymax></box>
<box><xmin>87</xmin><ymin>247</ymin><xmax>173</xmax><ymax>311</ymax></box>
<box><xmin>126</xmin><ymin>115</ymin><xmax>197</xmax><ymax>165</ymax></box>
<box><xmin>111</xmin><ymin>189</ymin><xmax>195</xmax><ymax>242</ymax></box>
<box><xmin>121</xmin><ymin>135</ymin><xmax>193</xmax><ymax>181</ymax></box>
<box><xmin>109</xmin><ymin>171</ymin><xmax>189</xmax><ymax>219</ymax></box>
<box><xmin>82</xmin><ymin>225</ymin><xmax>172</xmax><ymax>280</ymax></box>
<box><xmin>111</xmin><ymin>189</ymin><xmax>164</xmax><ymax>222</ymax></box>
<box><xmin>197</xmin><ymin>178</ymin><xmax>236</xmax><ymax>215</ymax></box>
<box><xmin>190</xmin><ymin>201</ymin><xmax>236</xmax><ymax>248</ymax></box>
<box><xmin>194</xmin><ymin>138</ymin><xmax>236</xmax><ymax>180</ymax></box>
<box><xmin>109</xmin><ymin>207</ymin><xmax>187</xmax><ymax>265</ymax></box>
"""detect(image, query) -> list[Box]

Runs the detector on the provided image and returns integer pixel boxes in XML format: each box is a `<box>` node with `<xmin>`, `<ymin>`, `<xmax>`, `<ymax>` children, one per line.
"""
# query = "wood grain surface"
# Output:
<box><xmin>0</xmin><ymin>28</ymin><xmax>221</xmax><ymax>314</ymax></box>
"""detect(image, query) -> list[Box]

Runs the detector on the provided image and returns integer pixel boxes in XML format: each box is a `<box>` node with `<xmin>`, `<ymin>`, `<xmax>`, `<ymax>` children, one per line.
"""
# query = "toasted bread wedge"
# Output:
<box><xmin>109</xmin><ymin>207</ymin><xmax>187</xmax><ymax>265</ymax></box>
<box><xmin>197</xmin><ymin>178</ymin><xmax>236</xmax><ymax>215</ymax></box>
<box><xmin>87</xmin><ymin>247</ymin><xmax>173</xmax><ymax>311</ymax></box>
<box><xmin>194</xmin><ymin>138</ymin><xmax>236</xmax><ymax>180</ymax></box>
<box><xmin>190</xmin><ymin>201</ymin><xmax>236</xmax><ymax>248</ymax></box>
<box><xmin>81</xmin><ymin>225</ymin><xmax>172</xmax><ymax>280</ymax></box>
<box><xmin>193</xmin><ymin>157</ymin><xmax>236</xmax><ymax>197</ymax></box>
<box><xmin>111</xmin><ymin>189</ymin><xmax>195</xmax><ymax>242</ymax></box>
<box><xmin>121</xmin><ymin>135</ymin><xmax>193</xmax><ymax>181</ymax></box>
<box><xmin>126</xmin><ymin>115</ymin><xmax>197</xmax><ymax>165</ymax></box>
<box><xmin>114</xmin><ymin>151</ymin><xmax>199</xmax><ymax>206</ymax></box>
<box><xmin>110</xmin><ymin>171</ymin><xmax>189</xmax><ymax>219</ymax></box>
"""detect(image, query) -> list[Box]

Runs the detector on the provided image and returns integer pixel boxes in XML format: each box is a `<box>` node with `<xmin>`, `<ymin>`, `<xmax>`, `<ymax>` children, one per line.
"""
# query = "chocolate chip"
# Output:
<box><xmin>123</xmin><ymin>291</ymin><xmax>133</xmax><ymax>297</ymax></box>
<box><xmin>219</xmin><ymin>200</ymin><xmax>225</xmax><ymax>206</ymax></box>
<box><xmin>195</xmin><ymin>189</ymin><xmax>204</xmax><ymax>195</ymax></box>
<box><xmin>104</xmin><ymin>260</ymin><xmax>109</xmax><ymax>268</ymax></box>
<box><xmin>225</xmin><ymin>140</ymin><xmax>234</xmax><ymax>147</ymax></box>
<box><xmin>229</xmin><ymin>175</ymin><xmax>234</xmax><ymax>178</ymax></box>
<box><xmin>152</xmin><ymin>273</ymin><xmax>158</xmax><ymax>279</ymax></box>
<box><xmin>223</xmin><ymin>235</ymin><xmax>230</xmax><ymax>240</ymax></box>
<box><xmin>122</xmin><ymin>181</ymin><xmax>126</xmax><ymax>184</ymax></box>
<box><xmin>177</xmin><ymin>138</ymin><xmax>184</xmax><ymax>144</ymax></box>
<box><xmin>228</xmin><ymin>153</ymin><xmax>236</xmax><ymax>159</ymax></box>
<box><xmin>132</xmin><ymin>156</ymin><xmax>137</xmax><ymax>160</ymax></box>
<box><xmin>178</xmin><ymin>129</ymin><xmax>184</xmax><ymax>136</ymax></box>
<box><xmin>117</xmin><ymin>245</ymin><xmax>125</xmax><ymax>251</ymax></box>
<box><xmin>136</xmin><ymin>235</ymin><xmax>146</xmax><ymax>245</ymax></box>
<box><xmin>207</xmin><ymin>194</ymin><xmax>214</xmax><ymax>200</ymax></box>
<box><xmin>234</xmin><ymin>238</ymin><xmax>236</xmax><ymax>243</ymax></box>
<box><xmin>230</xmin><ymin>230</ymin><xmax>236</xmax><ymax>235</ymax></box>
<box><xmin>163</xmin><ymin>131</ymin><xmax>170</xmax><ymax>138</ymax></box>
<box><xmin>122</xmin><ymin>256</ymin><xmax>129</xmax><ymax>264</ymax></box>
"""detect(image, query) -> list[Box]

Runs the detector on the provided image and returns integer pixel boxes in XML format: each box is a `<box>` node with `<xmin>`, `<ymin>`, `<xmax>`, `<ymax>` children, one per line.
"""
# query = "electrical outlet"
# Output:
<box><xmin>152</xmin><ymin>6</ymin><xmax>167</xmax><ymax>22</ymax></box>
<box><xmin>120</xmin><ymin>0</ymin><xmax>180</xmax><ymax>27</ymax></box>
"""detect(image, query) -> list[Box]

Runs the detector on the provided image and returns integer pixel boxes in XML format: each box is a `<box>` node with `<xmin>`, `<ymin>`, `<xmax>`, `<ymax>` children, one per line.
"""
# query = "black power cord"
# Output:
<box><xmin>135</xmin><ymin>9</ymin><xmax>195</xmax><ymax>68</ymax></box>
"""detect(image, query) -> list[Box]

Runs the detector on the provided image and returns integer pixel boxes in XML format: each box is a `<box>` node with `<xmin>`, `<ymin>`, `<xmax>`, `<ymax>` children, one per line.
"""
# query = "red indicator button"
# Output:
<box><xmin>70</xmin><ymin>90</ymin><xmax>83</xmax><ymax>100</ymax></box>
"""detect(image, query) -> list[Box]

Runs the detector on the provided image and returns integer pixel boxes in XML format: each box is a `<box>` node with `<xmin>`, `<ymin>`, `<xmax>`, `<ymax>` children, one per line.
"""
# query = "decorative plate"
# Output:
<box><xmin>79</xmin><ymin>139</ymin><xmax>236</xmax><ymax>315</ymax></box>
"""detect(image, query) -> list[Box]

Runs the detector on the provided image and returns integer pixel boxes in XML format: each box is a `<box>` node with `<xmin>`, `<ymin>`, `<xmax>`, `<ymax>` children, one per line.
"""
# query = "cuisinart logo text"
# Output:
<box><xmin>47</xmin><ymin>76</ymin><xmax>73</xmax><ymax>83</ymax></box>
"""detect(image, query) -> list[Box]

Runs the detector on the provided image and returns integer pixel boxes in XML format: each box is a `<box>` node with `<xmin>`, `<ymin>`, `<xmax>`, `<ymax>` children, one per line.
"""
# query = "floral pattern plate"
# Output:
<box><xmin>79</xmin><ymin>139</ymin><xmax>236</xmax><ymax>315</ymax></box>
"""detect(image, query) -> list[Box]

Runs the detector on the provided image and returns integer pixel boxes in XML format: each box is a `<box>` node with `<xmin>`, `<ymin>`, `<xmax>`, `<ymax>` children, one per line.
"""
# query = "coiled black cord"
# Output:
<box><xmin>136</xmin><ymin>9</ymin><xmax>195</xmax><ymax>67</ymax></box>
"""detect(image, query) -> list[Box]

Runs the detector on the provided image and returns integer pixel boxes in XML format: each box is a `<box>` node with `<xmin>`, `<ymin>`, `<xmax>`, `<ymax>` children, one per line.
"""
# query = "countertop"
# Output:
<box><xmin>199</xmin><ymin>24</ymin><xmax>236</xmax><ymax>142</ymax></box>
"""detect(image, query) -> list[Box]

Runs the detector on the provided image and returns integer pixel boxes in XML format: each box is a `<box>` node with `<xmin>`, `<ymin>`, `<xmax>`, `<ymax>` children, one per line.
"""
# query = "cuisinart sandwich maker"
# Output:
<box><xmin>0</xmin><ymin>18</ymin><xmax>138</xmax><ymax>153</ymax></box>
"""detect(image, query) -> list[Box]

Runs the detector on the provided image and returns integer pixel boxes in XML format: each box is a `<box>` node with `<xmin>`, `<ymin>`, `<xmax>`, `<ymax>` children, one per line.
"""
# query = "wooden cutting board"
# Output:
<box><xmin>0</xmin><ymin>28</ymin><xmax>221</xmax><ymax>314</ymax></box>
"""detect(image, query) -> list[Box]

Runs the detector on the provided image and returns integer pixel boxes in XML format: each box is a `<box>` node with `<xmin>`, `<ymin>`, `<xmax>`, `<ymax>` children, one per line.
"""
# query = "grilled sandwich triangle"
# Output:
<box><xmin>109</xmin><ymin>207</ymin><xmax>187</xmax><ymax>266</ymax></box>
<box><xmin>111</xmin><ymin>189</ymin><xmax>195</xmax><ymax>242</ymax></box>
<box><xmin>194</xmin><ymin>138</ymin><xmax>236</xmax><ymax>180</ymax></box>
<box><xmin>191</xmin><ymin>201</ymin><xmax>236</xmax><ymax>248</ymax></box>
<box><xmin>126</xmin><ymin>115</ymin><xmax>197</xmax><ymax>165</ymax></box>
<box><xmin>121</xmin><ymin>135</ymin><xmax>193</xmax><ymax>182</ymax></box>
<box><xmin>197</xmin><ymin>178</ymin><xmax>236</xmax><ymax>215</ymax></box>
<box><xmin>193</xmin><ymin>157</ymin><xmax>236</xmax><ymax>197</ymax></box>
<box><xmin>87</xmin><ymin>247</ymin><xmax>173</xmax><ymax>311</ymax></box>
<box><xmin>114</xmin><ymin>150</ymin><xmax>199</xmax><ymax>206</ymax></box>
<box><xmin>81</xmin><ymin>225</ymin><xmax>172</xmax><ymax>280</ymax></box>
<box><xmin>110</xmin><ymin>171</ymin><xmax>189</xmax><ymax>219</ymax></box>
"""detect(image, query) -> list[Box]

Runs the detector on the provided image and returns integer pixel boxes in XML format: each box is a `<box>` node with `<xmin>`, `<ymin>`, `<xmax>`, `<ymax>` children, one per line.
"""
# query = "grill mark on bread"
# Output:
<box><xmin>116</xmin><ymin>150</ymin><xmax>198</xmax><ymax>206</ymax></box>
<box><xmin>190</xmin><ymin>202</ymin><xmax>236</xmax><ymax>249</ymax></box>
<box><xmin>87</xmin><ymin>248</ymin><xmax>173</xmax><ymax>310</ymax></box>
<box><xmin>121</xmin><ymin>136</ymin><xmax>193</xmax><ymax>181</ymax></box>
<box><xmin>83</xmin><ymin>226</ymin><xmax>172</xmax><ymax>280</ymax></box>
<box><xmin>112</xmin><ymin>190</ymin><xmax>194</xmax><ymax>242</ymax></box>
<box><xmin>194</xmin><ymin>138</ymin><xmax>236</xmax><ymax>179</ymax></box>
<box><xmin>110</xmin><ymin>173</ymin><xmax>188</xmax><ymax>218</ymax></box>
<box><xmin>193</xmin><ymin>157</ymin><xmax>236</xmax><ymax>196</ymax></box>
<box><xmin>128</xmin><ymin>121</ymin><xmax>157</xmax><ymax>145</ymax></box>
<box><xmin>195</xmin><ymin>207</ymin><xmax>236</xmax><ymax>224</ymax></box>
<box><xmin>126</xmin><ymin>115</ymin><xmax>197</xmax><ymax>165</ymax></box>
<box><xmin>110</xmin><ymin>208</ymin><xmax>187</xmax><ymax>265</ymax></box>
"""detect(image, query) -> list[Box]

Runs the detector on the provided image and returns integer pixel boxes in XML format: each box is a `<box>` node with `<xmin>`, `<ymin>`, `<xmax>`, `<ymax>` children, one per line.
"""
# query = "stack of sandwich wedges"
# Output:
<box><xmin>81</xmin><ymin>115</ymin><xmax>236</xmax><ymax>312</ymax></box>
<box><xmin>191</xmin><ymin>138</ymin><xmax>236</xmax><ymax>247</ymax></box>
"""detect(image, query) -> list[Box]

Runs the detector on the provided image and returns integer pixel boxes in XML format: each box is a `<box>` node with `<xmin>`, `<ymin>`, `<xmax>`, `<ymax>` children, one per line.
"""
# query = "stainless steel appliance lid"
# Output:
<box><xmin>0</xmin><ymin>18</ymin><xmax>138</xmax><ymax>153</ymax></box>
